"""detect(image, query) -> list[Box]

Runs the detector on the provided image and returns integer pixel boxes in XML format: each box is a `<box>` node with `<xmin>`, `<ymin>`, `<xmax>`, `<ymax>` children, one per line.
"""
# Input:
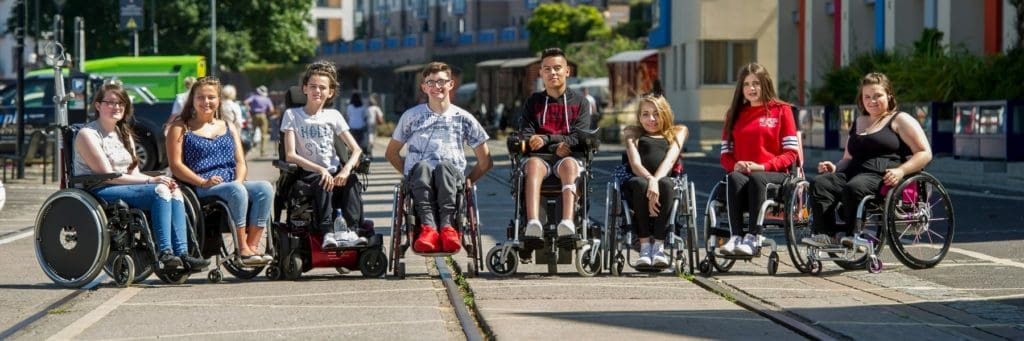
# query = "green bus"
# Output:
<box><xmin>28</xmin><ymin>55</ymin><xmax>206</xmax><ymax>102</ymax></box>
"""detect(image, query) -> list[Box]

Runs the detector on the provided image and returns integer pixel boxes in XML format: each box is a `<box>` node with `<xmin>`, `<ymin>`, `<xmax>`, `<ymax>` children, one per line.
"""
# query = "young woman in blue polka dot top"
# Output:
<box><xmin>167</xmin><ymin>77</ymin><xmax>276</xmax><ymax>265</ymax></box>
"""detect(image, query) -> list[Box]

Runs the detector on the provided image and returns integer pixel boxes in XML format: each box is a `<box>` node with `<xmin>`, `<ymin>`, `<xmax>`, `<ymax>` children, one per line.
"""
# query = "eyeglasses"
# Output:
<box><xmin>100</xmin><ymin>100</ymin><xmax>126</xmax><ymax>108</ymax></box>
<box><xmin>422</xmin><ymin>79</ymin><xmax>451</xmax><ymax>88</ymax></box>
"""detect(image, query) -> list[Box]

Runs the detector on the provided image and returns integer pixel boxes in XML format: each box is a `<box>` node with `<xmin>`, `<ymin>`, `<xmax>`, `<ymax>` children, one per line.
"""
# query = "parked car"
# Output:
<box><xmin>0</xmin><ymin>73</ymin><xmax>174</xmax><ymax>171</ymax></box>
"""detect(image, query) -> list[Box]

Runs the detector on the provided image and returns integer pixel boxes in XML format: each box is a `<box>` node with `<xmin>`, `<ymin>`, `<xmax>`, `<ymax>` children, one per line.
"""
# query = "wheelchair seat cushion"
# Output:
<box><xmin>880</xmin><ymin>183</ymin><xmax>919</xmax><ymax>204</ymax></box>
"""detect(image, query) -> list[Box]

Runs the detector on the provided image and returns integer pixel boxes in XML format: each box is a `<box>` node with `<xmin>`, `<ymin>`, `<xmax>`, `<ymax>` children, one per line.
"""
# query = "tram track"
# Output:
<box><xmin>472</xmin><ymin>166</ymin><xmax>840</xmax><ymax>340</ymax></box>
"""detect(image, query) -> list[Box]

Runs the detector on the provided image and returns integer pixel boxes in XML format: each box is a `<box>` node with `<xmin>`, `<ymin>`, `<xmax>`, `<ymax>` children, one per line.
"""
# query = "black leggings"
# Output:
<box><xmin>725</xmin><ymin>171</ymin><xmax>788</xmax><ymax>236</ymax></box>
<box><xmin>623</xmin><ymin>176</ymin><xmax>677</xmax><ymax>240</ymax></box>
<box><xmin>810</xmin><ymin>171</ymin><xmax>883</xmax><ymax>235</ymax></box>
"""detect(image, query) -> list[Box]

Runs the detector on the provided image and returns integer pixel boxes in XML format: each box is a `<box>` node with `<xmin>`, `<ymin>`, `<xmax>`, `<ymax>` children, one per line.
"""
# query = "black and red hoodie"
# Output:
<box><xmin>519</xmin><ymin>88</ymin><xmax>592</xmax><ymax>157</ymax></box>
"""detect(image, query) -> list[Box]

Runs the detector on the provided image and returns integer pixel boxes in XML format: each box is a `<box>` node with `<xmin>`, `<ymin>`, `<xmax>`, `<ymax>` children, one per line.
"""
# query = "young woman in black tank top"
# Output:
<box><xmin>622</xmin><ymin>94</ymin><xmax>688</xmax><ymax>267</ymax></box>
<box><xmin>808</xmin><ymin>73</ymin><xmax>932</xmax><ymax>246</ymax></box>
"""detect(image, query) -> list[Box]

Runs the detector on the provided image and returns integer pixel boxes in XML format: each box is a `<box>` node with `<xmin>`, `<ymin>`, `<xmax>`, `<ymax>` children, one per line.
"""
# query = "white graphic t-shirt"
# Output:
<box><xmin>392</xmin><ymin>103</ymin><xmax>488</xmax><ymax>175</ymax></box>
<box><xmin>280</xmin><ymin>107</ymin><xmax>350</xmax><ymax>173</ymax></box>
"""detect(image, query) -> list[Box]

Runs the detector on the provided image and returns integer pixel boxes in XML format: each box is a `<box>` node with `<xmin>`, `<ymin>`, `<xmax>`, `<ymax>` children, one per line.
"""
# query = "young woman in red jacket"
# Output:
<box><xmin>718</xmin><ymin>63</ymin><xmax>799</xmax><ymax>256</ymax></box>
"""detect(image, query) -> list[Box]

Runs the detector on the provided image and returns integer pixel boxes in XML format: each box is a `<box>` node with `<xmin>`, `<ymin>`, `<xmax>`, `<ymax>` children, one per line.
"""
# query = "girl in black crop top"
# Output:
<box><xmin>808</xmin><ymin>73</ymin><xmax>932</xmax><ymax>246</ymax></box>
<box><xmin>622</xmin><ymin>94</ymin><xmax>688</xmax><ymax>268</ymax></box>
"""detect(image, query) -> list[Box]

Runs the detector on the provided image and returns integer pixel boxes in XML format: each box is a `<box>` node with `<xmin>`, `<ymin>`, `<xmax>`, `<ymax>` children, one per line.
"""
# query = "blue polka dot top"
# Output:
<box><xmin>183</xmin><ymin>126</ymin><xmax>237</xmax><ymax>183</ymax></box>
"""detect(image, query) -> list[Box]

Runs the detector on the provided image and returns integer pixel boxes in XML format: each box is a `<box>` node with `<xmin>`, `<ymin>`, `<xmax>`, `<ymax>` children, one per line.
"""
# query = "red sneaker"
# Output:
<box><xmin>413</xmin><ymin>225</ymin><xmax>439</xmax><ymax>253</ymax></box>
<box><xmin>440</xmin><ymin>225</ymin><xmax>461</xmax><ymax>253</ymax></box>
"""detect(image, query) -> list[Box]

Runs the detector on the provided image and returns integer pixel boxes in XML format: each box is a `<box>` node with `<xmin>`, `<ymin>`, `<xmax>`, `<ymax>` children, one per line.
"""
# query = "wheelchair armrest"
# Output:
<box><xmin>273</xmin><ymin>160</ymin><xmax>299</xmax><ymax>172</ymax></box>
<box><xmin>353</xmin><ymin>154</ymin><xmax>371</xmax><ymax>175</ymax></box>
<box><xmin>142</xmin><ymin>171</ymin><xmax>165</xmax><ymax>177</ymax></box>
<box><xmin>68</xmin><ymin>173</ymin><xmax>122</xmax><ymax>189</ymax></box>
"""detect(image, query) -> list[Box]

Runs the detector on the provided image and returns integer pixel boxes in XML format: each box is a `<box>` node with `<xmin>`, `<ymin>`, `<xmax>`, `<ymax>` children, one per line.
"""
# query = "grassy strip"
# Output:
<box><xmin>445</xmin><ymin>257</ymin><xmax>496</xmax><ymax>340</ymax></box>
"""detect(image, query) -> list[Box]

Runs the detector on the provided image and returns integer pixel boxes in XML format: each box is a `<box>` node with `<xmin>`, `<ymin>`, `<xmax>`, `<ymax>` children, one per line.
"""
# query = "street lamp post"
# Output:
<box><xmin>210</xmin><ymin>0</ymin><xmax>216</xmax><ymax>77</ymax></box>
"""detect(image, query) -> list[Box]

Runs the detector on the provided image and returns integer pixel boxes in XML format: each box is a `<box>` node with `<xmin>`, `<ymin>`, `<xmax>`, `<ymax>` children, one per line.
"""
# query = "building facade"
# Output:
<box><xmin>777</xmin><ymin>0</ymin><xmax>1019</xmax><ymax>106</ymax></box>
<box><xmin>649</xmin><ymin>0</ymin><xmax>780</xmax><ymax>144</ymax></box>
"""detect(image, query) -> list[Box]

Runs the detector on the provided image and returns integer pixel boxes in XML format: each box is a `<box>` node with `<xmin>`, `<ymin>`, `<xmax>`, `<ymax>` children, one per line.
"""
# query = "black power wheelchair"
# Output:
<box><xmin>486</xmin><ymin>130</ymin><xmax>602</xmax><ymax>276</ymax></box>
<box><xmin>265</xmin><ymin>87</ymin><xmax>387</xmax><ymax>280</ymax></box>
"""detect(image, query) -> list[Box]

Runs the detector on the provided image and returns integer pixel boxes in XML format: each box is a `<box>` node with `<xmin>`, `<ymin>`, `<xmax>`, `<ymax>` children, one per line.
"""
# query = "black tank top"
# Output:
<box><xmin>846</xmin><ymin>112</ymin><xmax>913</xmax><ymax>174</ymax></box>
<box><xmin>637</xmin><ymin>135</ymin><xmax>670</xmax><ymax>173</ymax></box>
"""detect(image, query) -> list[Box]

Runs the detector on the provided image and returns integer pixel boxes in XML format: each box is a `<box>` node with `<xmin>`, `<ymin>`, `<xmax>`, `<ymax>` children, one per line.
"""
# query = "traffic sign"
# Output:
<box><xmin>120</xmin><ymin>0</ymin><xmax>144</xmax><ymax>31</ymax></box>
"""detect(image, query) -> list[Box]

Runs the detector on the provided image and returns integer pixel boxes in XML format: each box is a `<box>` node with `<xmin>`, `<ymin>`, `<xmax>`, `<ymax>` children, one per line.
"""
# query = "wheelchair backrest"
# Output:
<box><xmin>59</xmin><ymin>124</ymin><xmax>82</xmax><ymax>188</ymax></box>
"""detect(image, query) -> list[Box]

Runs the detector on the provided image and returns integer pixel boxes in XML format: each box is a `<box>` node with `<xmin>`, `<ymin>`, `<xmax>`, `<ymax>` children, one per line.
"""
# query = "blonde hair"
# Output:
<box><xmin>221</xmin><ymin>84</ymin><xmax>237</xmax><ymax>101</ymax></box>
<box><xmin>628</xmin><ymin>93</ymin><xmax>681</xmax><ymax>146</ymax></box>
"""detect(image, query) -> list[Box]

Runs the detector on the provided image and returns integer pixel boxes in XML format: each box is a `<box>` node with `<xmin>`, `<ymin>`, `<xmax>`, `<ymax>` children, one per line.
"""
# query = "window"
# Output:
<box><xmin>317</xmin><ymin>19</ymin><xmax>328</xmax><ymax>43</ymax></box>
<box><xmin>701</xmin><ymin>40</ymin><xmax>756</xmax><ymax>85</ymax></box>
<box><xmin>678</xmin><ymin>44</ymin><xmax>686</xmax><ymax>89</ymax></box>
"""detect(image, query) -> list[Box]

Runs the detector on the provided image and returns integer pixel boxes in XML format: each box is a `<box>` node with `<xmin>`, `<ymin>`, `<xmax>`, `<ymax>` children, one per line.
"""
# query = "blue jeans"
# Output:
<box><xmin>93</xmin><ymin>184</ymin><xmax>188</xmax><ymax>256</ymax></box>
<box><xmin>196</xmin><ymin>181</ymin><xmax>274</xmax><ymax>229</ymax></box>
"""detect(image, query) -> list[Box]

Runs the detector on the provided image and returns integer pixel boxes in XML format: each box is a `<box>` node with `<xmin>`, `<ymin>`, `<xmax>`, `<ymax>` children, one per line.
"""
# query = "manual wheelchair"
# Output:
<box><xmin>388</xmin><ymin>176</ymin><xmax>483</xmax><ymax>279</ymax></box>
<box><xmin>794</xmin><ymin>171</ymin><xmax>955</xmax><ymax>275</ymax></box>
<box><xmin>178</xmin><ymin>183</ymin><xmax>274</xmax><ymax>283</ymax></box>
<box><xmin>35</xmin><ymin>124</ymin><xmax>206</xmax><ymax>287</ymax></box>
<box><xmin>603</xmin><ymin>158</ymin><xmax>699</xmax><ymax>276</ymax></box>
<box><xmin>485</xmin><ymin>130</ymin><xmax>602</xmax><ymax>277</ymax></box>
<box><xmin>700</xmin><ymin>142</ymin><xmax>811</xmax><ymax>277</ymax></box>
<box><xmin>268</xmin><ymin>140</ymin><xmax>386</xmax><ymax>280</ymax></box>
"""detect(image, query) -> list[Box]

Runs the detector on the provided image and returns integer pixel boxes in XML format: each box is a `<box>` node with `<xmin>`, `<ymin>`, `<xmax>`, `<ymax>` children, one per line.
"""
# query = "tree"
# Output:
<box><xmin>5</xmin><ymin>0</ymin><xmax>316</xmax><ymax>70</ymax></box>
<box><xmin>613</xmin><ymin>0</ymin><xmax>652</xmax><ymax>40</ymax></box>
<box><xmin>525</xmin><ymin>3</ymin><xmax>610</xmax><ymax>53</ymax></box>
<box><xmin>566</xmin><ymin>36</ymin><xmax>645</xmax><ymax>78</ymax></box>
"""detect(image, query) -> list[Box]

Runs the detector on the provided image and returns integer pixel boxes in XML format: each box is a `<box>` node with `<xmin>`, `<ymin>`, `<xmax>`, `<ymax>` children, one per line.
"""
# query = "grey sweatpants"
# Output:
<box><xmin>409</xmin><ymin>161</ymin><xmax>463</xmax><ymax>228</ymax></box>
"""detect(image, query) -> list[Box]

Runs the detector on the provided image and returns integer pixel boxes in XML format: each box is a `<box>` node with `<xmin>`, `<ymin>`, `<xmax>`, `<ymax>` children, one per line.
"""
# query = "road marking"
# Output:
<box><xmin>0</xmin><ymin>230</ymin><xmax>32</xmax><ymax>245</ymax></box>
<box><xmin>102</xmin><ymin>319</ymin><xmax>446</xmax><ymax>340</ymax></box>
<box><xmin>946</xmin><ymin>246</ymin><xmax>1024</xmax><ymax>269</ymax></box>
<box><xmin>47</xmin><ymin>287</ymin><xmax>142</xmax><ymax>341</ymax></box>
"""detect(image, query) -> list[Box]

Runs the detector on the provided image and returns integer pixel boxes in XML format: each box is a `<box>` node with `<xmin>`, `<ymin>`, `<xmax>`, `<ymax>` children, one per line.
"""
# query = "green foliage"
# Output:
<box><xmin>5</xmin><ymin>0</ymin><xmax>315</xmax><ymax>71</ymax></box>
<box><xmin>526</xmin><ymin>3</ymin><xmax>609</xmax><ymax>53</ymax></box>
<box><xmin>613</xmin><ymin>0</ymin><xmax>653</xmax><ymax>39</ymax></box>
<box><xmin>566</xmin><ymin>35</ymin><xmax>645</xmax><ymax>78</ymax></box>
<box><xmin>812</xmin><ymin>29</ymin><xmax>1024</xmax><ymax>104</ymax></box>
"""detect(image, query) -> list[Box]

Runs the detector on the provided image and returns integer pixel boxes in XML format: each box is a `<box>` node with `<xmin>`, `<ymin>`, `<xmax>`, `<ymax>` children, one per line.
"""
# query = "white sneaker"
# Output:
<box><xmin>651</xmin><ymin>242</ymin><xmax>668</xmax><ymax>267</ymax></box>
<box><xmin>556</xmin><ymin>220</ymin><xmax>575</xmax><ymax>237</ymax></box>
<box><xmin>524</xmin><ymin>220</ymin><xmax>543</xmax><ymax>238</ymax></box>
<box><xmin>637</xmin><ymin>243</ymin><xmax>652</xmax><ymax>266</ymax></box>
<box><xmin>720</xmin><ymin>236</ymin><xmax>742</xmax><ymax>255</ymax></box>
<box><xmin>336</xmin><ymin>230</ymin><xmax>361</xmax><ymax>247</ymax></box>
<box><xmin>734</xmin><ymin>234</ymin><xmax>764</xmax><ymax>256</ymax></box>
<box><xmin>802</xmin><ymin>234</ymin><xmax>834</xmax><ymax>247</ymax></box>
<box><xmin>321</xmin><ymin>232</ymin><xmax>338</xmax><ymax>249</ymax></box>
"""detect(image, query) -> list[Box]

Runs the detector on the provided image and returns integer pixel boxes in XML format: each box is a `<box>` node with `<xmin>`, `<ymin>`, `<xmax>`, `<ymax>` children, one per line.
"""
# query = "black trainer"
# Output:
<box><xmin>159</xmin><ymin>251</ymin><xmax>183</xmax><ymax>269</ymax></box>
<box><xmin>181</xmin><ymin>255</ymin><xmax>210</xmax><ymax>270</ymax></box>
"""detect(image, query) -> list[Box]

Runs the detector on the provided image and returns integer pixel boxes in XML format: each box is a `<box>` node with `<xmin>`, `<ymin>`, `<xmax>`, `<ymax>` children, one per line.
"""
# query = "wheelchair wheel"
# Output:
<box><xmin>283</xmin><ymin>253</ymin><xmax>303</xmax><ymax>280</ymax></box>
<box><xmin>610</xmin><ymin>253</ymin><xmax>625</xmax><ymax>276</ymax></box>
<box><xmin>574</xmin><ymin>244</ymin><xmax>601</xmax><ymax>277</ymax></box>
<box><xmin>359</xmin><ymin>248</ymin><xmax>388</xmax><ymax>278</ymax></box>
<box><xmin>784</xmin><ymin>182</ymin><xmax>814</xmax><ymax>273</ymax></box>
<box><xmin>486</xmin><ymin>245</ymin><xmax>519</xmax><ymax>277</ymax></box>
<box><xmin>767</xmin><ymin>251</ymin><xmax>779</xmax><ymax>276</ymax></box>
<box><xmin>111</xmin><ymin>253</ymin><xmax>135</xmax><ymax>287</ymax></box>
<box><xmin>104</xmin><ymin>211</ymin><xmax>156</xmax><ymax>284</ymax></box>
<box><xmin>157</xmin><ymin>270</ymin><xmax>190</xmax><ymax>285</ymax></box>
<box><xmin>35</xmin><ymin>189</ymin><xmax>110</xmax><ymax>288</ymax></box>
<box><xmin>884</xmin><ymin>173</ymin><xmax>954</xmax><ymax>269</ymax></box>
<box><xmin>698</xmin><ymin>259</ymin><xmax>712</xmax><ymax>276</ymax></box>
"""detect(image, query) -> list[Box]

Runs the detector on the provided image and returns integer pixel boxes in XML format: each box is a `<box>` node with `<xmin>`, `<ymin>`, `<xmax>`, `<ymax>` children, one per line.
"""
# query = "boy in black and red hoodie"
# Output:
<box><xmin>518</xmin><ymin>47</ymin><xmax>592</xmax><ymax>239</ymax></box>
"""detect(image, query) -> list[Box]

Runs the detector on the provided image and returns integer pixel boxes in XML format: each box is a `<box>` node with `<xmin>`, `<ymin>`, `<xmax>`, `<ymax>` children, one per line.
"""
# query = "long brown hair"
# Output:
<box><xmin>178</xmin><ymin>76</ymin><xmax>222</xmax><ymax>123</ymax></box>
<box><xmin>723</xmin><ymin>63</ymin><xmax>784</xmax><ymax>142</ymax></box>
<box><xmin>91</xmin><ymin>82</ymin><xmax>140</xmax><ymax>172</ymax></box>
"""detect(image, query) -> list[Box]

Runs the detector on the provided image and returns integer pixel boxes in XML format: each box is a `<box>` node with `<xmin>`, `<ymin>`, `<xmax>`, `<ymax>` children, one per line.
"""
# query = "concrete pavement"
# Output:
<box><xmin>0</xmin><ymin>135</ymin><xmax>1022</xmax><ymax>340</ymax></box>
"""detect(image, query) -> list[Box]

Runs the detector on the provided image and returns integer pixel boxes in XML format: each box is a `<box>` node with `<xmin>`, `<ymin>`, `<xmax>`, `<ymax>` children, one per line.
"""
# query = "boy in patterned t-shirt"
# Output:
<box><xmin>385</xmin><ymin>62</ymin><xmax>493</xmax><ymax>253</ymax></box>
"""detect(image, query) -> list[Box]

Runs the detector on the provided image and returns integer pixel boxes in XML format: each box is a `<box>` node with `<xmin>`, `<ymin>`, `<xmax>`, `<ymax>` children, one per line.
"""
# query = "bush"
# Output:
<box><xmin>811</xmin><ymin>29</ymin><xmax>1024</xmax><ymax>105</ymax></box>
